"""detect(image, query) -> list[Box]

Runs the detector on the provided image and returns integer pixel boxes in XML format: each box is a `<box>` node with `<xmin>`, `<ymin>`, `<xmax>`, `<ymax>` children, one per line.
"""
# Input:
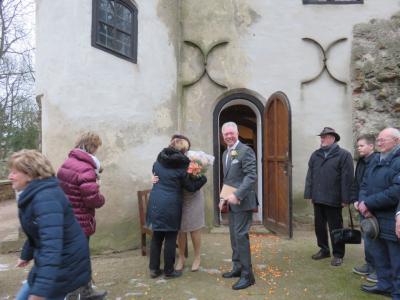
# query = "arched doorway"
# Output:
<box><xmin>263</xmin><ymin>92</ymin><xmax>293</xmax><ymax>238</ymax></box>
<box><xmin>212</xmin><ymin>89</ymin><xmax>264</xmax><ymax>225</ymax></box>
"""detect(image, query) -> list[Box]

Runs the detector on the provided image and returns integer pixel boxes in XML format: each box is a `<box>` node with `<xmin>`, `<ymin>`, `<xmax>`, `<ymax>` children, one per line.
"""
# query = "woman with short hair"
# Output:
<box><xmin>147</xmin><ymin>137</ymin><xmax>207</xmax><ymax>279</ymax></box>
<box><xmin>57</xmin><ymin>131</ymin><xmax>106</xmax><ymax>298</ymax></box>
<box><xmin>9</xmin><ymin>149</ymin><xmax>91</xmax><ymax>300</ymax></box>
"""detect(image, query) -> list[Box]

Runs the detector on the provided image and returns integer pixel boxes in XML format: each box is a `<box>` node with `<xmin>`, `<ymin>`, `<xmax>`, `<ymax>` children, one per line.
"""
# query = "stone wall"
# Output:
<box><xmin>0</xmin><ymin>181</ymin><xmax>14</xmax><ymax>202</ymax></box>
<box><xmin>352</xmin><ymin>12</ymin><xmax>400</xmax><ymax>139</ymax></box>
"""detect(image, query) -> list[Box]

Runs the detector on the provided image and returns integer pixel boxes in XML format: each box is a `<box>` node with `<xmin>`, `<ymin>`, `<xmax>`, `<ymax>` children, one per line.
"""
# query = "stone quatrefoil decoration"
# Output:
<box><xmin>301</xmin><ymin>37</ymin><xmax>348</xmax><ymax>86</ymax></box>
<box><xmin>182</xmin><ymin>40</ymin><xmax>229</xmax><ymax>89</ymax></box>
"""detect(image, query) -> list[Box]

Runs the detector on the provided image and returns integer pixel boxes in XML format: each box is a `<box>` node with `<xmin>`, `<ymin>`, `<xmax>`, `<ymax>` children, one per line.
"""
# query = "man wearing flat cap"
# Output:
<box><xmin>304</xmin><ymin>127</ymin><xmax>354</xmax><ymax>266</ymax></box>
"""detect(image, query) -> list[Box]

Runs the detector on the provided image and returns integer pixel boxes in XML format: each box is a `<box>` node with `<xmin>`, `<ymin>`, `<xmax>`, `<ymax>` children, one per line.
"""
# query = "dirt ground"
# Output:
<box><xmin>0</xmin><ymin>229</ymin><xmax>383</xmax><ymax>300</ymax></box>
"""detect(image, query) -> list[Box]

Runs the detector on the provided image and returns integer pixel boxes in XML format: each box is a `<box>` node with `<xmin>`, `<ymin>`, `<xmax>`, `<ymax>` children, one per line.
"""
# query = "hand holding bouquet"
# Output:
<box><xmin>187</xmin><ymin>150</ymin><xmax>215</xmax><ymax>178</ymax></box>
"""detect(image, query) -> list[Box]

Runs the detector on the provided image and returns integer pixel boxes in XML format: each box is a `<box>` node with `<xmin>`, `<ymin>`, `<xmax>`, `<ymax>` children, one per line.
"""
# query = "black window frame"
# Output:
<box><xmin>303</xmin><ymin>0</ymin><xmax>363</xmax><ymax>4</ymax></box>
<box><xmin>92</xmin><ymin>0</ymin><xmax>138</xmax><ymax>63</ymax></box>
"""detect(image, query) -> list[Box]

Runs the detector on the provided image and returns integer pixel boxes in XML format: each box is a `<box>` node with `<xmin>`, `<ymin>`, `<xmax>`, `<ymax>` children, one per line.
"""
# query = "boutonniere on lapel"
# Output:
<box><xmin>230</xmin><ymin>149</ymin><xmax>238</xmax><ymax>160</ymax></box>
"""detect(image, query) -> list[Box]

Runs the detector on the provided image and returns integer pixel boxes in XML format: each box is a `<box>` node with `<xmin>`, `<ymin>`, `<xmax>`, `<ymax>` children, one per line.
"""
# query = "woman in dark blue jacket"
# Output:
<box><xmin>8</xmin><ymin>150</ymin><xmax>91</xmax><ymax>300</ymax></box>
<box><xmin>146</xmin><ymin>138</ymin><xmax>207</xmax><ymax>279</ymax></box>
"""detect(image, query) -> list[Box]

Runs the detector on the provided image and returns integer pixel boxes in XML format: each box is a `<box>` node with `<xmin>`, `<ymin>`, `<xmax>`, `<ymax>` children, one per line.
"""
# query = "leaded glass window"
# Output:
<box><xmin>92</xmin><ymin>0</ymin><xmax>138</xmax><ymax>63</ymax></box>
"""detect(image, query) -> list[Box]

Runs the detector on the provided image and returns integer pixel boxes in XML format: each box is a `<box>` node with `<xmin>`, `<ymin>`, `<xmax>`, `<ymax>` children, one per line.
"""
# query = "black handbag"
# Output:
<box><xmin>331</xmin><ymin>206</ymin><xmax>362</xmax><ymax>244</ymax></box>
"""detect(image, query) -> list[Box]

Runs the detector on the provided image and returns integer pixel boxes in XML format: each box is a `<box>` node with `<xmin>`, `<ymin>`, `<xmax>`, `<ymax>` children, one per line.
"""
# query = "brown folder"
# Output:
<box><xmin>220</xmin><ymin>184</ymin><xmax>237</xmax><ymax>200</ymax></box>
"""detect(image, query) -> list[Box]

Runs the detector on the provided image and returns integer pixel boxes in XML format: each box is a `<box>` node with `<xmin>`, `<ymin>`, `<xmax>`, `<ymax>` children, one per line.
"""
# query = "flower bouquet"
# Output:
<box><xmin>186</xmin><ymin>150</ymin><xmax>215</xmax><ymax>178</ymax></box>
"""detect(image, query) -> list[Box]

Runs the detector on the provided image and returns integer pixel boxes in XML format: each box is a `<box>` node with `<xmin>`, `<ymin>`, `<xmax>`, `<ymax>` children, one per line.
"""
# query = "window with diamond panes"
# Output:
<box><xmin>92</xmin><ymin>0</ymin><xmax>138</xmax><ymax>63</ymax></box>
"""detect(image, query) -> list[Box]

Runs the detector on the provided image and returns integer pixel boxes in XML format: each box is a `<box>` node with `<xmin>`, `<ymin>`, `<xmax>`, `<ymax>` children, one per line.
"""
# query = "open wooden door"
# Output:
<box><xmin>263</xmin><ymin>92</ymin><xmax>292</xmax><ymax>237</ymax></box>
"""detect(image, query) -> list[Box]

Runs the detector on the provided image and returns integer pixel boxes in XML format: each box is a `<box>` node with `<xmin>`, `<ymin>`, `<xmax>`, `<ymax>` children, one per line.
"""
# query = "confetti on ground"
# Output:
<box><xmin>155</xmin><ymin>279</ymin><xmax>167</xmax><ymax>284</ymax></box>
<box><xmin>125</xmin><ymin>292</ymin><xmax>144</xmax><ymax>297</ymax></box>
<box><xmin>0</xmin><ymin>264</ymin><xmax>9</xmax><ymax>272</ymax></box>
<box><xmin>135</xmin><ymin>282</ymin><xmax>149</xmax><ymax>288</ymax></box>
<box><xmin>199</xmin><ymin>267</ymin><xmax>221</xmax><ymax>274</ymax></box>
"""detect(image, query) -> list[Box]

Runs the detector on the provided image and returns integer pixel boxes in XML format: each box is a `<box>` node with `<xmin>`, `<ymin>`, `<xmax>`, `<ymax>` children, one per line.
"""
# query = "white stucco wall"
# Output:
<box><xmin>36</xmin><ymin>0</ymin><xmax>179</xmax><ymax>249</ymax></box>
<box><xmin>35</xmin><ymin>0</ymin><xmax>400</xmax><ymax>249</ymax></box>
<box><xmin>237</xmin><ymin>0</ymin><xmax>400</xmax><ymax>195</ymax></box>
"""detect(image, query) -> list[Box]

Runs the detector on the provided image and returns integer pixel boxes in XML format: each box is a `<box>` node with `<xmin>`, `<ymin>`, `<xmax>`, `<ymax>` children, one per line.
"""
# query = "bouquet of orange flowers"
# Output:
<box><xmin>187</xmin><ymin>150</ymin><xmax>215</xmax><ymax>178</ymax></box>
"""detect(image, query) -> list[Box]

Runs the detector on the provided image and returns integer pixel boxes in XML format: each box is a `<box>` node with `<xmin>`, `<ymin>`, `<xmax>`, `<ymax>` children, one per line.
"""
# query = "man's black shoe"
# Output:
<box><xmin>361</xmin><ymin>284</ymin><xmax>391</xmax><ymax>297</ymax></box>
<box><xmin>222</xmin><ymin>269</ymin><xmax>241</xmax><ymax>278</ymax></box>
<box><xmin>311</xmin><ymin>250</ymin><xmax>330</xmax><ymax>260</ymax></box>
<box><xmin>150</xmin><ymin>269</ymin><xmax>163</xmax><ymax>279</ymax></box>
<box><xmin>232</xmin><ymin>274</ymin><xmax>255</xmax><ymax>290</ymax></box>
<box><xmin>164</xmin><ymin>270</ymin><xmax>182</xmax><ymax>279</ymax></box>
<box><xmin>331</xmin><ymin>257</ymin><xmax>343</xmax><ymax>266</ymax></box>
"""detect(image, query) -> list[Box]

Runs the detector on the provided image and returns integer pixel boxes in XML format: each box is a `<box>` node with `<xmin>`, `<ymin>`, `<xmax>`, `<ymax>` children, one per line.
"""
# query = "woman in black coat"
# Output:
<box><xmin>8</xmin><ymin>150</ymin><xmax>91</xmax><ymax>300</ymax></box>
<box><xmin>146</xmin><ymin>138</ymin><xmax>207</xmax><ymax>279</ymax></box>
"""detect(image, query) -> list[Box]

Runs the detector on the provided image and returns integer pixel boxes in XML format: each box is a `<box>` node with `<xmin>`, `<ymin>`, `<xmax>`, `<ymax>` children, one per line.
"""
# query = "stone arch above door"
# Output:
<box><xmin>212</xmin><ymin>89</ymin><xmax>265</xmax><ymax>226</ymax></box>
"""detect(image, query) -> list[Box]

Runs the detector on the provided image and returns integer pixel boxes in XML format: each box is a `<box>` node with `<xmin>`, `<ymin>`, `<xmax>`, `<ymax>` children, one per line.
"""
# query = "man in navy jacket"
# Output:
<box><xmin>358</xmin><ymin>128</ymin><xmax>400</xmax><ymax>298</ymax></box>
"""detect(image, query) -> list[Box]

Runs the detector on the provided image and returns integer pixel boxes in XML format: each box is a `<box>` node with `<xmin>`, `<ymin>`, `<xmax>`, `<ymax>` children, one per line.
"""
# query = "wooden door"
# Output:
<box><xmin>263</xmin><ymin>92</ymin><xmax>292</xmax><ymax>237</ymax></box>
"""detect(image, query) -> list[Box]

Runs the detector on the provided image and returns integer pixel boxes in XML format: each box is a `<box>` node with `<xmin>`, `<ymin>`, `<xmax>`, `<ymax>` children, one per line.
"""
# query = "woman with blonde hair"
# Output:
<box><xmin>9</xmin><ymin>150</ymin><xmax>91</xmax><ymax>299</ymax></box>
<box><xmin>154</xmin><ymin>134</ymin><xmax>207</xmax><ymax>272</ymax></box>
<box><xmin>57</xmin><ymin>131</ymin><xmax>106</xmax><ymax>298</ymax></box>
<box><xmin>146</xmin><ymin>137</ymin><xmax>207</xmax><ymax>279</ymax></box>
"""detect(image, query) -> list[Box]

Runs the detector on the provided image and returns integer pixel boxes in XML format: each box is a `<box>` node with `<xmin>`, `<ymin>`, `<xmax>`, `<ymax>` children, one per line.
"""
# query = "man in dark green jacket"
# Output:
<box><xmin>304</xmin><ymin>127</ymin><xmax>354</xmax><ymax>266</ymax></box>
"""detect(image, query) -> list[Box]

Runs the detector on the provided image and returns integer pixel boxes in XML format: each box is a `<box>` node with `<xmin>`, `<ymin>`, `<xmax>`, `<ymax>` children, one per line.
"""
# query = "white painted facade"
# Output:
<box><xmin>35</xmin><ymin>0</ymin><xmax>400</xmax><ymax>250</ymax></box>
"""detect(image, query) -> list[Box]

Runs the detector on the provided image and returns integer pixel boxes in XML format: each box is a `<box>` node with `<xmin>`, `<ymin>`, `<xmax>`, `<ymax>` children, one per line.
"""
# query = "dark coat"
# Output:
<box><xmin>350</xmin><ymin>152</ymin><xmax>378</xmax><ymax>203</ymax></box>
<box><xmin>304</xmin><ymin>144</ymin><xmax>354</xmax><ymax>207</ymax></box>
<box><xmin>57</xmin><ymin>149</ymin><xmax>105</xmax><ymax>236</ymax></box>
<box><xmin>146</xmin><ymin>147</ymin><xmax>207</xmax><ymax>231</ymax></box>
<box><xmin>18</xmin><ymin>177</ymin><xmax>91</xmax><ymax>298</ymax></box>
<box><xmin>359</xmin><ymin>147</ymin><xmax>400</xmax><ymax>241</ymax></box>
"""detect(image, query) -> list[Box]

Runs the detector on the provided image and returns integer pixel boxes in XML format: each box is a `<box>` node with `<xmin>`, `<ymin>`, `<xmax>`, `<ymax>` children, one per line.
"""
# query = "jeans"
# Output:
<box><xmin>369</xmin><ymin>237</ymin><xmax>400</xmax><ymax>299</ymax></box>
<box><xmin>363</xmin><ymin>232</ymin><xmax>374</xmax><ymax>268</ymax></box>
<box><xmin>359</xmin><ymin>215</ymin><xmax>374</xmax><ymax>268</ymax></box>
<box><xmin>16</xmin><ymin>281</ymin><xmax>66</xmax><ymax>300</ymax></box>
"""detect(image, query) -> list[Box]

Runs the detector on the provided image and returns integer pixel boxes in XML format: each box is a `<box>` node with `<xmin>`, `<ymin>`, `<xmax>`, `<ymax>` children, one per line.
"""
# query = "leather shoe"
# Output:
<box><xmin>361</xmin><ymin>284</ymin><xmax>391</xmax><ymax>297</ymax></box>
<box><xmin>331</xmin><ymin>257</ymin><xmax>343</xmax><ymax>266</ymax></box>
<box><xmin>232</xmin><ymin>274</ymin><xmax>255</xmax><ymax>290</ymax></box>
<box><xmin>150</xmin><ymin>269</ymin><xmax>163</xmax><ymax>279</ymax></box>
<box><xmin>222</xmin><ymin>269</ymin><xmax>241</xmax><ymax>278</ymax></box>
<box><xmin>164</xmin><ymin>270</ymin><xmax>182</xmax><ymax>279</ymax></box>
<box><xmin>311</xmin><ymin>250</ymin><xmax>330</xmax><ymax>260</ymax></box>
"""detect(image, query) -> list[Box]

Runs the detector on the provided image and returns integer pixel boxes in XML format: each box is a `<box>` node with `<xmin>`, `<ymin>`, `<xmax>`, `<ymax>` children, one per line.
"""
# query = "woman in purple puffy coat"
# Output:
<box><xmin>57</xmin><ymin>132</ymin><xmax>107</xmax><ymax>299</ymax></box>
<box><xmin>57</xmin><ymin>132</ymin><xmax>105</xmax><ymax>237</ymax></box>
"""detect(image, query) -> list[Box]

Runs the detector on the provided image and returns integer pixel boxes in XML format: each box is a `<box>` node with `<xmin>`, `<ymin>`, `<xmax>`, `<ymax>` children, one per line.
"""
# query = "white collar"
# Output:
<box><xmin>229</xmin><ymin>140</ymin><xmax>239</xmax><ymax>151</ymax></box>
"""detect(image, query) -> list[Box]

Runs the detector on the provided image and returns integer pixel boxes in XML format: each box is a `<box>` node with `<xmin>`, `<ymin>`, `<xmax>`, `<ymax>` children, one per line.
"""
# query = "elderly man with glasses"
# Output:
<box><xmin>357</xmin><ymin>127</ymin><xmax>400</xmax><ymax>299</ymax></box>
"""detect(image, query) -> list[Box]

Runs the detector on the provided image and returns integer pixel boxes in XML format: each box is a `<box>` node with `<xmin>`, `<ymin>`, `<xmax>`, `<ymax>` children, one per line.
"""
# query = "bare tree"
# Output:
<box><xmin>0</xmin><ymin>0</ymin><xmax>37</xmax><ymax>159</ymax></box>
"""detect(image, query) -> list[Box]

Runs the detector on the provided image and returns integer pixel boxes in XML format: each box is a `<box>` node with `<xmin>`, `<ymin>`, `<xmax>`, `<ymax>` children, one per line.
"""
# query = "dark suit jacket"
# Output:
<box><xmin>222</xmin><ymin>141</ymin><xmax>258</xmax><ymax>212</ymax></box>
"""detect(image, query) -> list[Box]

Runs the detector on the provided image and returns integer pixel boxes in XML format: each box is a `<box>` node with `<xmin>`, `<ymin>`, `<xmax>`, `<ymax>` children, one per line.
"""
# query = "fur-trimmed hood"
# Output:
<box><xmin>157</xmin><ymin>147</ymin><xmax>190</xmax><ymax>169</ymax></box>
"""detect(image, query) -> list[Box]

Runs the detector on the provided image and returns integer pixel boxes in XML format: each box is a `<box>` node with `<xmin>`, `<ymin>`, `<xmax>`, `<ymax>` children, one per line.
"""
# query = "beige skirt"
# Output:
<box><xmin>180</xmin><ymin>189</ymin><xmax>205</xmax><ymax>232</ymax></box>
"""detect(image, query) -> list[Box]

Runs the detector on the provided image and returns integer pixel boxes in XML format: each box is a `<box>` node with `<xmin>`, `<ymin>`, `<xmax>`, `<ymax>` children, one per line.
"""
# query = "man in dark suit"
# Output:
<box><xmin>219</xmin><ymin>121</ymin><xmax>258</xmax><ymax>290</ymax></box>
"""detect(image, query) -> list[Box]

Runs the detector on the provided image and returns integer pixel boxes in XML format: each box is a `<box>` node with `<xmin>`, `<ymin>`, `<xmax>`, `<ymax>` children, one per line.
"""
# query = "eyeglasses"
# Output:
<box><xmin>376</xmin><ymin>137</ymin><xmax>396</xmax><ymax>143</ymax></box>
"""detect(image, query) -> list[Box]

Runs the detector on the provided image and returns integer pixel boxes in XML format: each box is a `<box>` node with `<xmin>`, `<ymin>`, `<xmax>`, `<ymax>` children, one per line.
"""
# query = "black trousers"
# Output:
<box><xmin>313</xmin><ymin>203</ymin><xmax>345</xmax><ymax>258</ymax></box>
<box><xmin>149</xmin><ymin>231</ymin><xmax>178</xmax><ymax>275</ymax></box>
